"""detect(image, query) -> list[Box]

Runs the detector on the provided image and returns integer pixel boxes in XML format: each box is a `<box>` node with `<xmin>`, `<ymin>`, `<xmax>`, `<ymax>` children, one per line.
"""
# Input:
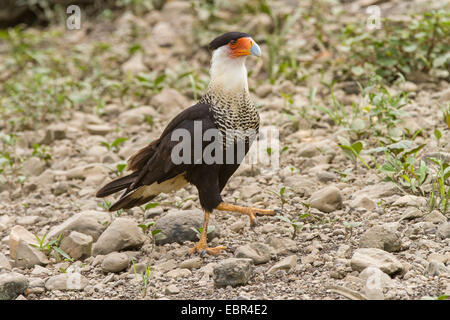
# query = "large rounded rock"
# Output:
<box><xmin>213</xmin><ymin>258</ymin><xmax>253</xmax><ymax>287</ymax></box>
<box><xmin>92</xmin><ymin>218</ymin><xmax>146</xmax><ymax>255</ymax></box>
<box><xmin>351</xmin><ymin>248</ymin><xmax>404</xmax><ymax>275</ymax></box>
<box><xmin>309</xmin><ymin>186</ymin><xmax>343</xmax><ymax>213</ymax></box>
<box><xmin>0</xmin><ymin>272</ymin><xmax>28</xmax><ymax>300</ymax></box>
<box><xmin>359</xmin><ymin>224</ymin><xmax>402</xmax><ymax>252</ymax></box>
<box><xmin>153</xmin><ymin>210</ymin><xmax>219</xmax><ymax>245</ymax></box>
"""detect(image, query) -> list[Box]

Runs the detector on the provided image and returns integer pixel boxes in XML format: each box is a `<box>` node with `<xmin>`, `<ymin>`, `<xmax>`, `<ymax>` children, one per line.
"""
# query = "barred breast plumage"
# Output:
<box><xmin>200</xmin><ymin>86</ymin><xmax>260</xmax><ymax>145</ymax></box>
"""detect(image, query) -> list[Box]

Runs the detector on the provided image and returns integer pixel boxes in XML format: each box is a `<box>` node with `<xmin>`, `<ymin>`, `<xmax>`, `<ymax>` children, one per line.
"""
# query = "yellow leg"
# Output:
<box><xmin>188</xmin><ymin>211</ymin><xmax>227</xmax><ymax>255</ymax></box>
<box><xmin>215</xmin><ymin>202</ymin><xmax>278</xmax><ymax>227</ymax></box>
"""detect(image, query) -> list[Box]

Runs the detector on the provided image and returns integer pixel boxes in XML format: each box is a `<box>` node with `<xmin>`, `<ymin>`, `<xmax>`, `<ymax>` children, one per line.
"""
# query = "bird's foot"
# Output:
<box><xmin>246</xmin><ymin>207</ymin><xmax>279</xmax><ymax>227</ymax></box>
<box><xmin>188</xmin><ymin>241</ymin><xmax>227</xmax><ymax>256</ymax></box>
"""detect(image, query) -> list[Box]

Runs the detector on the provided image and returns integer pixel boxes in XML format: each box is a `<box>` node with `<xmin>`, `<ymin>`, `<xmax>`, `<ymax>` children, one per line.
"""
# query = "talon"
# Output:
<box><xmin>273</xmin><ymin>208</ymin><xmax>282</xmax><ymax>215</ymax></box>
<box><xmin>250</xmin><ymin>217</ymin><xmax>258</xmax><ymax>228</ymax></box>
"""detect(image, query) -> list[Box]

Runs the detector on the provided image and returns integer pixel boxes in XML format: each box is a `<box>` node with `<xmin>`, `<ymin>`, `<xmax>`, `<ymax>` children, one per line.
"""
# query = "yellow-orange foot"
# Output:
<box><xmin>188</xmin><ymin>240</ymin><xmax>227</xmax><ymax>256</ymax></box>
<box><xmin>216</xmin><ymin>202</ymin><xmax>280</xmax><ymax>227</ymax></box>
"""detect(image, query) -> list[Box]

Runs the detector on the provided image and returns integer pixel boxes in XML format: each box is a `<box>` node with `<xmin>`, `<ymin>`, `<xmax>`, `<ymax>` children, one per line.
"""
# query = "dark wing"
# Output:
<box><xmin>96</xmin><ymin>102</ymin><xmax>216</xmax><ymax>210</ymax></box>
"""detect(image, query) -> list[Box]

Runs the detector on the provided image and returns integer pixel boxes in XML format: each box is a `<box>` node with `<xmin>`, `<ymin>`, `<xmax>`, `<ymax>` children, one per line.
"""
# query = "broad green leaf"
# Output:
<box><xmin>380</xmin><ymin>163</ymin><xmax>396</xmax><ymax>173</ymax></box>
<box><xmin>111</xmin><ymin>137</ymin><xmax>128</xmax><ymax>148</ymax></box>
<box><xmin>151</xmin><ymin>229</ymin><xmax>161</xmax><ymax>236</ymax></box>
<box><xmin>434</xmin><ymin>129</ymin><xmax>442</xmax><ymax>141</ymax></box>
<box><xmin>53</xmin><ymin>247</ymin><xmax>73</xmax><ymax>262</ymax></box>
<box><xmin>351</xmin><ymin>141</ymin><xmax>363</xmax><ymax>154</ymax></box>
<box><xmin>144</xmin><ymin>202</ymin><xmax>159</xmax><ymax>210</ymax></box>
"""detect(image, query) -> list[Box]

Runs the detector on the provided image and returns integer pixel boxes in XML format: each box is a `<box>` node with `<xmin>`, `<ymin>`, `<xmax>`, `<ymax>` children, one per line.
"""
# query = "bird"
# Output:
<box><xmin>96</xmin><ymin>32</ymin><xmax>278</xmax><ymax>255</ymax></box>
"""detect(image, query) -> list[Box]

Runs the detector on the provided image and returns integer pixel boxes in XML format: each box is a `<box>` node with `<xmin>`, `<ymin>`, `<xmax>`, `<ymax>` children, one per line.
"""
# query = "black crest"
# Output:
<box><xmin>208</xmin><ymin>32</ymin><xmax>251</xmax><ymax>50</ymax></box>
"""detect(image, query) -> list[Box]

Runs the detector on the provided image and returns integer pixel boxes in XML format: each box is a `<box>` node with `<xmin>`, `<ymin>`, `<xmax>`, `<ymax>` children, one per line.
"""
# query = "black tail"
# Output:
<box><xmin>96</xmin><ymin>171</ymin><xmax>139</xmax><ymax>198</ymax></box>
<box><xmin>109</xmin><ymin>186</ymin><xmax>156</xmax><ymax>211</ymax></box>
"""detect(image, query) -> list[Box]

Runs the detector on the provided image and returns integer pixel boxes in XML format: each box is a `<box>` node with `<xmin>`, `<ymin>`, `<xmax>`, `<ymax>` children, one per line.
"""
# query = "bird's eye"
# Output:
<box><xmin>230</xmin><ymin>40</ymin><xmax>237</xmax><ymax>45</ymax></box>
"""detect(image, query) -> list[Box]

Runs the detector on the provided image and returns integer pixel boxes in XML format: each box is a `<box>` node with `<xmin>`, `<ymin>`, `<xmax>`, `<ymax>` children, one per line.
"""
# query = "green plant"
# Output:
<box><xmin>337</xmin><ymin>137</ymin><xmax>370</xmax><ymax>171</ymax></box>
<box><xmin>99</xmin><ymin>200</ymin><xmax>112</xmax><ymax>211</ymax></box>
<box><xmin>343</xmin><ymin>221</ymin><xmax>362</xmax><ymax>241</ymax></box>
<box><xmin>191</xmin><ymin>226</ymin><xmax>215</xmax><ymax>239</ymax></box>
<box><xmin>312</xmin><ymin>84</ymin><xmax>347</xmax><ymax>126</ymax></box>
<box><xmin>138</xmin><ymin>221</ymin><xmax>161</xmax><ymax>253</ymax></box>
<box><xmin>366</xmin><ymin>140</ymin><xmax>427</xmax><ymax>195</ymax></box>
<box><xmin>101</xmin><ymin>137</ymin><xmax>128</xmax><ymax>152</ymax></box>
<box><xmin>268</xmin><ymin>186</ymin><xmax>289</xmax><ymax>210</ymax></box>
<box><xmin>30</xmin><ymin>232</ymin><xmax>73</xmax><ymax>262</ymax></box>
<box><xmin>131</xmin><ymin>259</ymin><xmax>151</xmax><ymax>298</ymax></box>
<box><xmin>338</xmin><ymin>10</ymin><xmax>450</xmax><ymax>83</ymax></box>
<box><xmin>115</xmin><ymin>162</ymin><xmax>127</xmax><ymax>177</ymax></box>
<box><xmin>139</xmin><ymin>202</ymin><xmax>159</xmax><ymax>215</ymax></box>
<box><xmin>427</xmin><ymin>156</ymin><xmax>450</xmax><ymax>215</ymax></box>
<box><xmin>276</xmin><ymin>213</ymin><xmax>309</xmax><ymax>240</ymax></box>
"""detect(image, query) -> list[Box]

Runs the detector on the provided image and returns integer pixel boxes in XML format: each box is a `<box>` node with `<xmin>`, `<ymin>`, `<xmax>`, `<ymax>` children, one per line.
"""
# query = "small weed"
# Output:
<box><xmin>131</xmin><ymin>259</ymin><xmax>151</xmax><ymax>298</ymax></box>
<box><xmin>101</xmin><ymin>137</ymin><xmax>128</xmax><ymax>152</ymax></box>
<box><xmin>191</xmin><ymin>226</ymin><xmax>215</xmax><ymax>239</ymax></box>
<box><xmin>276</xmin><ymin>213</ymin><xmax>309</xmax><ymax>240</ymax></box>
<box><xmin>30</xmin><ymin>232</ymin><xmax>73</xmax><ymax>262</ymax></box>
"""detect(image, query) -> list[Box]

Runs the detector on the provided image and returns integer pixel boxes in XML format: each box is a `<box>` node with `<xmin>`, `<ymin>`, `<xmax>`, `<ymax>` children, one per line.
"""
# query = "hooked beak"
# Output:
<box><xmin>249</xmin><ymin>41</ymin><xmax>261</xmax><ymax>57</ymax></box>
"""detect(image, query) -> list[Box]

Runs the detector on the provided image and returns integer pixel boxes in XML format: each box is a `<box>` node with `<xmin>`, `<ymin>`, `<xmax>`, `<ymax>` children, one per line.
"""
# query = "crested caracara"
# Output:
<box><xmin>96</xmin><ymin>32</ymin><xmax>279</xmax><ymax>255</ymax></box>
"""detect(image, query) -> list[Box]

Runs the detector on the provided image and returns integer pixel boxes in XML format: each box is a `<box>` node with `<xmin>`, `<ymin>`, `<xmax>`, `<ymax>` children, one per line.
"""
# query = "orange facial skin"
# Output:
<box><xmin>228</xmin><ymin>37</ymin><xmax>253</xmax><ymax>58</ymax></box>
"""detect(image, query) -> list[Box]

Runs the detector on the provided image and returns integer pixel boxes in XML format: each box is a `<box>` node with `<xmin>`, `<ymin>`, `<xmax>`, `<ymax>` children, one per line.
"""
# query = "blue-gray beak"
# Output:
<box><xmin>250</xmin><ymin>41</ymin><xmax>261</xmax><ymax>57</ymax></box>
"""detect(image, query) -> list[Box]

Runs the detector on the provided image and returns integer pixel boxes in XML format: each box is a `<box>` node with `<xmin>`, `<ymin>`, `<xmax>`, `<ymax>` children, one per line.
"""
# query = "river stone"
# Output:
<box><xmin>309</xmin><ymin>186</ymin><xmax>343</xmax><ymax>213</ymax></box>
<box><xmin>153</xmin><ymin>210</ymin><xmax>219</xmax><ymax>245</ymax></box>
<box><xmin>235</xmin><ymin>242</ymin><xmax>271</xmax><ymax>265</ymax></box>
<box><xmin>351</xmin><ymin>248</ymin><xmax>404</xmax><ymax>275</ymax></box>
<box><xmin>213</xmin><ymin>258</ymin><xmax>253</xmax><ymax>287</ymax></box>
<box><xmin>92</xmin><ymin>218</ymin><xmax>146</xmax><ymax>255</ymax></box>
<box><xmin>0</xmin><ymin>272</ymin><xmax>28</xmax><ymax>300</ymax></box>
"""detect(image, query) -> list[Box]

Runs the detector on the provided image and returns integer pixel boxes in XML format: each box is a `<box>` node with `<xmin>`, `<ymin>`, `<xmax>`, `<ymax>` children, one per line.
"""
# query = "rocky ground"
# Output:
<box><xmin>0</xmin><ymin>0</ymin><xmax>449</xmax><ymax>300</ymax></box>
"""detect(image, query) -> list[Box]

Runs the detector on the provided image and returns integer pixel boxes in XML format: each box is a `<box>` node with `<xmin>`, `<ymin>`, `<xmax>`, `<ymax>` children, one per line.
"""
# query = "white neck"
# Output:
<box><xmin>208</xmin><ymin>46</ymin><xmax>249</xmax><ymax>94</ymax></box>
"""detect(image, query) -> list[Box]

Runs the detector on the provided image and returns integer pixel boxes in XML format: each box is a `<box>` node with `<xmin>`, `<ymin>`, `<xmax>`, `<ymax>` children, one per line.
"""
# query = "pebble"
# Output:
<box><xmin>47</xmin><ymin>210</ymin><xmax>111</xmax><ymax>242</ymax></box>
<box><xmin>14</xmin><ymin>239</ymin><xmax>50</xmax><ymax>268</ymax></box>
<box><xmin>359</xmin><ymin>224</ymin><xmax>402</xmax><ymax>252</ymax></box>
<box><xmin>425</xmin><ymin>261</ymin><xmax>448</xmax><ymax>277</ymax></box>
<box><xmin>179</xmin><ymin>257</ymin><xmax>202</xmax><ymax>270</ymax></box>
<box><xmin>235</xmin><ymin>242</ymin><xmax>271</xmax><ymax>265</ymax></box>
<box><xmin>9</xmin><ymin>225</ymin><xmax>38</xmax><ymax>260</ymax></box>
<box><xmin>60</xmin><ymin>231</ymin><xmax>93</xmax><ymax>260</ymax></box>
<box><xmin>213</xmin><ymin>258</ymin><xmax>253</xmax><ymax>287</ymax></box>
<box><xmin>351</xmin><ymin>248</ymin><xmax>404</xmax><ymax>275</ymax></box>
<box><xmin>309</xmin><ymin>186</ymin><xmax>343</xmax><ymax>213</ymax></box>
<box><xmin>437</xmin><ymin>222</ymin><xmax>450</xmax><ymax>239</ymax></box>
<box><xmin>153</xmin><ymin>210</ymin><xmax>219</xmax><ymax>245</ymax></box>
<box><xmin>268</xmin><ymin>255</ymin><xmax>297</xmax><ymax>274</ymax></box>
<box><xmin>92</xmin><ymin>218</ymin><xmax>146</xmax><ymax>255</ymax></box>
<box><xmin>101</xmin><ymin>252</ymin><xmax>130</xmax><ymax>273</ymax></box>
<box><xmin>165</xmin><ymin>284</ymin><xmax>180</xmax><ymax>295</ymax></box>
<box><xmin>0</xmin><ymin>253</ymin><xmax>12</xmax><ymax>271</ymax></box>
<box><xmin>424</xmin><ymin>211</ymin><xmax>447</xmax><ymax>224</ymax></box>
<box><xmin>20</xmin><ymin>158</ymin><xmax>46</xmax><ymax>176</ymax></box>
<box><xmin>166</xmin><ymin>268</ymin><xmax>192</xmax><ymax>279</ymax></box>
<box><xmin>0</xmin><ymin>272</ymin><xmax>28</xmax><ymax>300</ymax></box>
<box><xmin>45</xmin><ymin>273</ymin><xmax>88</xmax><ymax>291</ymax></box>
